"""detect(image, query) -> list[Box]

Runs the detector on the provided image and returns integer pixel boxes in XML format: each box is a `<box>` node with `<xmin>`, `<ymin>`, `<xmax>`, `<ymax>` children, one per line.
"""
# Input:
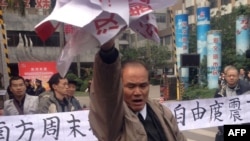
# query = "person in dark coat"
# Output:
<box><xmin>34</xmin><ymin>79</ymin><xmax>46</xmax><ymax>96</ymax></box>
<box><xmin>24</xmin><ymin>79</ymin><xmax>35</xmax><ymax>95</ymax></box>
<box><xmin>66</xmin><ymin>79</ymin><xmax>82</xmax><ymax>111</ymax></box>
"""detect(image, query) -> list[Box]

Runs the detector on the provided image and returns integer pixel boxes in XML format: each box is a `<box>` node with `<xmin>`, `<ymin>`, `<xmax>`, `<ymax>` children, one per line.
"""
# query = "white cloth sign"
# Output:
<box><xmin>0</xmin><ymin>111</ymin><xmax>97</xmax><ymax>141</ymax></box>
<box><xmin>164</xmin><ymin>94</ymin><xmax>250</xmax><ymax>130</ymax></box>
<box><xmin>1</xmin><ymin>94</ymin><xmax>250</xmax><ymax>140</ymax></box>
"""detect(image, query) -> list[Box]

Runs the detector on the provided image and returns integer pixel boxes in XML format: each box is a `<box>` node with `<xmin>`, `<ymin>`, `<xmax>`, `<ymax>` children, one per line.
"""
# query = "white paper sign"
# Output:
<box><xmin>34</xmin><ymin>0</ymin><xmax>178</xmax><ymax>77</ymax></box>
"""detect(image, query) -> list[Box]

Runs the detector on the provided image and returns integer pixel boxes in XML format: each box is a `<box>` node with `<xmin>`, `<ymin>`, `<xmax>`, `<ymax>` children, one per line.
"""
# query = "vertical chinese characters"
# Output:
<box><xmin>229</xmin><ymin>98</ymin><xmax>242</xmax><ymax>122</ymax></box>
<box><xmin>67</xmin><ymin>114</ymin><xmax>86</xmax><ymax>138</ymax></box>
<box><xmin>210</xmin><ymin>100</ymin><xmax>224</xmax><ymax>122</ymax></box>
<box><xmin>15</xmin><ymin>120</ymin><xmax>34</xmax><ymax>141</ymax></box>
<box><xmin>43</xmin><ymin>116</ymin><xmax>60</xmax><ymax>140</ymax></box>
<box><xmin>94</xmin><ymin>13</ymin><xmax>119</xmax><ymax>35</ymax></box>
<box><xmin>174</xmin><ymin>104</ymin><xmax>186</xmax><ymax>126</ymax></box>
<box><xmin>0</xmin><ymin>122</ymin><xmax>10</xmax><ymax>141</ymax></box>
<box><xmin>191</xmin><ymin>101</ymin><xmax>206</xmax><ymax>121</ymax></box>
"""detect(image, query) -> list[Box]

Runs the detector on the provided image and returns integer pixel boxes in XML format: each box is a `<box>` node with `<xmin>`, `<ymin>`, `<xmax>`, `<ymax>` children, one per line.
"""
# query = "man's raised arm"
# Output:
<box><xmin>89</xmin><ymin>39</ymin><xmax>124</xmax><ymax>141</ymax></box>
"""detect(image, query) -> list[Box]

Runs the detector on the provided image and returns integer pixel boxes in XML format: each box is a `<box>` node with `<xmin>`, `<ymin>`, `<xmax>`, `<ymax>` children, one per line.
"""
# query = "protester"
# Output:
<box><xmin>38</xmin><ymin>73</ymin><xmax>72</xmax><ymax>113</ymax></box>
<box><xmin>245</xmin><ymin>70</ymin><xmax>250</xmax><ymax>84</ymax></box>
<box><xmin>85</xmin><ymin>79</ymin><xmax>92</xmax><ymax>95</ymax></box>
<box><xmin>239</xmin><ymin>68</ymin><xmax>246</xmax><ymax>80</ymax></box>
<box><xmin>214</xmin><ymin>65</ymin><xmax>250</xmax><ymax>141</ymax></box>
<box><xmin>89</xmin><ymin>39</ymin><xmax>187</xmax><ymax>141</ymax></box>
<box><xmin>25</xmin><ymin>79</ymin><xmax>35</xmax><ymax>95</ymax></box>
<box><xmin>34</xmin><ymin>78</ymin><xmax>46</xmax><ymax>96</ymax></box>
<box><xmin>67</xmin><ymin>79</ymin><xmax>82</xmax><ymax>111</ymax></box>
<box><xmin>3</xmin><ymin>76</ymin><xmax>38</xmax><ymax>115</ymax></box>
<box><xmin>218</xmin><ymin>72</ymin><xmax>226</xmax><ymax>89</ymax></box>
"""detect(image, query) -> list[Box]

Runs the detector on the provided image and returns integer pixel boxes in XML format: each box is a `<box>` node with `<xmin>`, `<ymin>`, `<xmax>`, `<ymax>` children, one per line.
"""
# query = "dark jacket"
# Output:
<box><xmin>26</xmin><ymin>85</ymin><xmax>35</xmax><ymax>95</ymax></box>
<box><xmin>214</xmin><ymin>79</ymin><xmax>250</xmax><ymax>134</ymax></box>
<box><xmin>35</xmin><ymin>86</ymin><xmax>46</xmax><ymax>96</ymax></box>
<box><xmin>214</xmin><ymin>79</ymin><xmax>250</xmax><ymax>98</ymax></box>
<box><xmin>69</xmin><ymin>96</ymin><xmax>82</xmax><ymax>111</ymax></box>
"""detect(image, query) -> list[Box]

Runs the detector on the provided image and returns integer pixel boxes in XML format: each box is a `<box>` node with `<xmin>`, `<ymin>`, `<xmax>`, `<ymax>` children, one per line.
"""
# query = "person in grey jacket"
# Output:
<box><xmin>38</xmin><ymin>73</ymin><xmax>72</xmax><ymax>113</ymax></box>
<box><xmin>4</xmin><ymin>76</ymin><xmax>38</xmax><ymax>115</ymax></box>
<box><xmin>89</xmin><ymin>39</ymin><xmax>186</xmax><ymax>141</ymax></box>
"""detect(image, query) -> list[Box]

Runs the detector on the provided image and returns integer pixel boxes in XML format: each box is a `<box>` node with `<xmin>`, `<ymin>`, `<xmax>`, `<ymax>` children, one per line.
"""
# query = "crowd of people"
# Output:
<box><xmin>215</xmin><ymin>66</ymin><xmax>250</xmax><ymax>141</ymax></box>
<box><xmin>3</xmin><ymin>73</ymin><xmax>87</xmax><ymax>116</ymax></box>
<box><xmin>2</xmin><ymin>36</ymin><xmax>250</xmax><ymax>141</ymax></box>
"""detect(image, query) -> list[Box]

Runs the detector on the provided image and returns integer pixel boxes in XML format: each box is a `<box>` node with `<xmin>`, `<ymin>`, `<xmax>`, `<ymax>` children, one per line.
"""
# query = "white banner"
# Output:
<box><xmin>164</xmin><ymin>94</ymin><xmax>250</xmax><ymax>130</ymax></box>
<box><xmin>1</xmin><ymin>94</ymin><xmax>250</xmax><ymax>140</ymax></box>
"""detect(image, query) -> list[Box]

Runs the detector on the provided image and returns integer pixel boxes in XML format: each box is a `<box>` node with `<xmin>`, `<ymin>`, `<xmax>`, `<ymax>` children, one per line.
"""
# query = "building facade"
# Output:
<box><xmin>117</xmin><ymin>0</ymin><xmax>250</xmax><ymax>75</ymax></box>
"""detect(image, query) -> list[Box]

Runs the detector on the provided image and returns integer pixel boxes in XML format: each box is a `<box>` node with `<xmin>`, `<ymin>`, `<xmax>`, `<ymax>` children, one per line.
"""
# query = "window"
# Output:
<box><xmin>160</xmin><ymin>37</ymin><xmax>164</xmax><ymax>46</ymax></box>
<box><xmin>208</xmin><ymin>0</ymin><xmax>217</xmax><ymax>8</ymax></box>
<box><xmin>165</xmin><ymin>36</ymin><xmax>171</xmax><ymax>45</ymax></box>
<box><xmin>7</xmin><ymin>31</ymin><xmax>60</xmax><ymax>47</ymax></box>
<box><xmin>221</xmin><ymin>0</ymin><xmax>230</xmax><ymax>5</ymax></box>
<box><xmin>120</xmin><ymin>33</ymin><xmax>128</xmax><ymax>40</ymax></box>
<box><xmin>155</xmin><ymin>13</ymin><xmax>166</xmax><ymax>23</ymax></box>
<box><xmin>186</xmin><ymin>6</ymin><xmax>194</xmax><ymax>15</ymax></box>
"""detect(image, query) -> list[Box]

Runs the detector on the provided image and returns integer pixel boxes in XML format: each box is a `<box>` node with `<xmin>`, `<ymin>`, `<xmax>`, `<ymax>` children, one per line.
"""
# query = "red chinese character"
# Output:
<box><xmin>181</xmin><ymin>22</ymin><xmax>187</xmax><ymax>27</ymax></box>
<box><xmin>182</xmin><ymin>37</ymin><xmax>187</xmax><ymax>42</ymax></box>
<box><xmin>212</xmin><ymin>70</ymin><xmax>218</xmax><ymax>75</ymax></box>
<box><xmin>130</xmin><ymin>3</ymin><xmax>152</xmax><ymax>16</ymax></box>
<box><xmin>213</xmin><ymin>46</ymin><xmax>218</xmax><ymax>51</ymax></box>
<box><xmin>213</xmin><ymin>62</ymin><xmax>218</xmax><ymax>67</ymax></box>
<box><xmin>138</xmin><ymin>22</ymin><xmax>157</xmax><ymax>38</ymax></box>
<box><xmin>139</xmin><ymin>22</ymin><xmax>152</xmax><ymax>37</ymax></box>
<box><xmin>36</xmin><ymin>0</ymin><xmax>42</xmax><ymax>8</ymax></box>
<box><xmin>213</xmin><ymin>54</ymin><xmax>218</xmax><ymax>59</ymax></box>
<box><xmin>182</xmin><ymin>29</ymin><xmax>187</xmax><ymax>34</ymax></box>
<box><xmin>24</xmin><ymin>0</ymin><xmax>30</xmax><ymax>8</ymax></box>
<box><xmin>213</xmin><ymin>38</ymin><xmax>218</xmax><ymax>43</ymax></box>
<box><xmin>42</xmin><ymin>0</ymin><xmax>50</xmax><ymax>9</ymax></box>
<box><xmin>147</xmin><ymin>24</ymin><xmax>157</xmax><ymax>37</ymax></box>
<box><xmin>94</xmin><ymin>13</ymin><xmax>119</xmax><ymax>35</ymax></box>
<box><xmin>200</xmin><ymin>11</ymin><xmax>205</xmax><ymax>17</ymax></box>
<box><xmin>64</xmin><ymin>24</ymin><xmax>74</xmax><ymax>34</ymax></box>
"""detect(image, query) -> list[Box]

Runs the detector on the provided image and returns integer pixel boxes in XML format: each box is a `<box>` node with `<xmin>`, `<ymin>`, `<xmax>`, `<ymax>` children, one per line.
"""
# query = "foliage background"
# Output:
<box><xmin>183</xmin><ymin>4</ymin><xmax>250</xmax><ymax>100</ymax></box>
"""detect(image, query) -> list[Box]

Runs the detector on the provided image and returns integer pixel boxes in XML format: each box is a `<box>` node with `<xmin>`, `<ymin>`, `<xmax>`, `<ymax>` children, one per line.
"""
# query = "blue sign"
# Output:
<box><xmin>236</xmin><ymin>15</ymin><xmax>250</xmax><ymax>55</ymax></box>
<box><xmin>207</xmin><ymin>30</ymin><xmax>221</xmax><ymax>89</ymax></box>
<box><xmin>175</xmin><ymin>13</ymin><xmax>189</xmax><ymax>88</ymax></box>
<box><xmin>197</xmin><ymin>6</ymin><xmax>210</xmax><ymax>62</ymax></box>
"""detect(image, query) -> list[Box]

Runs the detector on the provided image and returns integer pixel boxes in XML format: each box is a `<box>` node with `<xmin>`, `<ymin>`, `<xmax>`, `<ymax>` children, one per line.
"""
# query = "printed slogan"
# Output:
<box><xmin>1</xmin><ymin>94</ymin><xmax>250</xmax><ymax>140</ymax></box>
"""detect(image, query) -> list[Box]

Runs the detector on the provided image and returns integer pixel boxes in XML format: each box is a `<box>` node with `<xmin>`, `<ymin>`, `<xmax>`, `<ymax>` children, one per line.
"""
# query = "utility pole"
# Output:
<box><xmin>0</xmin><ymin>8</ymin><xmax>9</xmax><ymax>109</ymax></box>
